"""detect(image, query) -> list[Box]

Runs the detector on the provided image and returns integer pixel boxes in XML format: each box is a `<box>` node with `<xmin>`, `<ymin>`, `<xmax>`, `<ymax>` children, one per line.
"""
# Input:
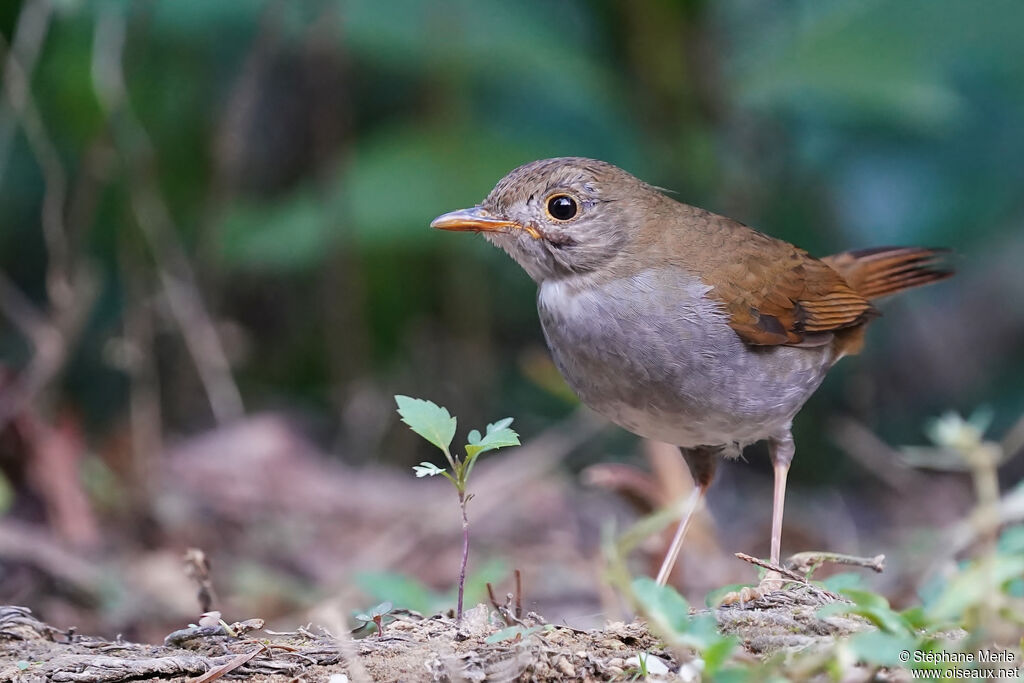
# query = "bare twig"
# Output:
<box><xmin>0</xmin><ymin>270</ymin><xmax>95</xmax><ymax>433</ymax></box>
<box><xmin>0</xmin><ymin>35</ymin><xmax>72</xmax><ymax>308</ymax></box>
<box><xmin>514</xmin><ymin>569</ymin><xmax>523</xmax><ymax>619</ymax></box>
<box><xmin>189</xmin><ymin>645</ymin><xmax>266</xmax><ymax>683</ymax></box>
<box><xmin>0</xmin><ymin>2</ymin><xmax>100</xmax><ymax>434</ymax></box>
<box><xmin>829</xmin><ymin>417</ymin><xmax>919</xmax><ymax>491</ymax></box>
<box><xmin>0</xmin><ymin>521</ymin><xmax>103</xmax><ymax>603</ymax></box>
<box><xmin>118</xmin><ymin>239</ymin><xmax>163</xmax><ymax>501</ymax></box>
<box><xmin>486</xmin><ymin>583</ymin><xmax>501</xmax><ymax>613</ymax></box>
<box><xmin>183</xmin><ymin>548</ymin><xmax>219</xmax><ymax>614</ymax></box>
<box><xmin>1001</xmin><ymin>411</ymin><xmax>1024</xmax><ymax>461</ymax></box>
<box><xmin>733</xmin><ymin>553</ymin><xmax>845</xmax><ymax>605</ymax></box>
<box><xmin>734</xmin><ymin>552</ymin><xmax>808</xmax><ymax>584</ymax></box>
<box><xmin>91</xmin><ymin>7</ymin><xmax>244</xmax><ymax>425</ymax></box>
<box><xmin>313</xmin><ymin>601</ymin><xmax>372</xmax><ymax>683</ymax></box>
<box><xmin>785</xmin><ymin>551</ymin><xmax>886</xmax><ymax>576</ymax></box>
<box><xmin>0</xmin><ymin>0</ymin><xmax>53</xmax><ymax>186</ymax></box>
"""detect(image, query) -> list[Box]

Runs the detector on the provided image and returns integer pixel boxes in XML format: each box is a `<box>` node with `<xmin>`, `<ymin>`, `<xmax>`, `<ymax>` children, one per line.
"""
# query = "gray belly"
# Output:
<box><xmin>536</xmin><ymin>270</ymin><xmax>835</xmax><ymax>448</ymax></box>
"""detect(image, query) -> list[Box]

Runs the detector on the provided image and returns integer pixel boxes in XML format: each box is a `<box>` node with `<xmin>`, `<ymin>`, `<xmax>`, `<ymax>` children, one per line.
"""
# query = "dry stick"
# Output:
<box><xmin>785</xmin><ymin>551</ymin><xmax>886</xmax><ymax>576</ymax></box>
<box><xmin>735</xmin><ymin>552</ymin><xmax>808</xmax><ymax>584</ymax></box>
<box><xmin>486</xmin><ymin>583</ymin><xmax>502</xmax><ymax>613</ymax></box>
<box><xmin>0</xmin><ymin>0</ymin><xmax>53</xmax><ymax>187</ymax></box>
<box><xmin>514</xmin><ymin>569</ymin><xmax>523</xmax><ymax>619</ymax></box>
<box><xmin>120</xmin><ymin>240</ymin><xmax>163</xmax><ymax>502</ymax></box>
<box><xmin>314</xmin><ymin>602</ymin><xmax>372</xmax><ymax>683</ymax></box>
<box><xmin>0</xmin><ymin>34</ymin><xmax>71</xmax><ymax>310</ymax></box>
<box><xmin>184</xmin><ymin>548</ymin><xmax>219</xmax><ymax>614</ymax></box>
<box><xmin>0</xmin><ymin>271</ymin><xmax>94</xmax><ymax>433</ymax></box>
<box><xmin>734</xmin><ymin>553</ymin><xmax>844</xmax><ymax>604</ymax></box>
<box><xmin>91</xmin><ymin>8</ymin><xmax>244</xmax><ymax>425</ymax></box>
<box><xmin>1001</xmin><ymin>409</ymin><xmax>1024</xmax><ymax>462</ymax></box>
<box><xmin>188</xmin><ymin>645</ymin><xmax>266</xmax><ymax>683</ymax></box>
<box><xmin>829</xmin><ymin>417</ymin><xmax>920</xmax><ymax>492</ymax></box>
<box><xmin>0</xmin><ymin>26</ymin><xmax>97</xmax><ymax>433</ymax></box>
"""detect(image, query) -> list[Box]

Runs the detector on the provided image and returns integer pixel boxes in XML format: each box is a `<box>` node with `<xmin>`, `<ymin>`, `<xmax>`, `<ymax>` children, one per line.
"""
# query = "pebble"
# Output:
<box><xmin>625</xmin><ymin>653</ymin><xmax>670</xmax><ymax>675</ymax></box>
<box><xmin>554</xmin><ymin>656</ymin><xmax>576</xmax><ymax>677</ymax></box>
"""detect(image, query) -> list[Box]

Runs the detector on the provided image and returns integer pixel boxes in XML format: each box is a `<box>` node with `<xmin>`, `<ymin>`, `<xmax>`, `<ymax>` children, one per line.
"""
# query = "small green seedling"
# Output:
<box><xmin>354</xmin><ymin>601</ymin><xmax>393</xmax><ymax>637</ymax></box>
<box><xmin>395</xmin><ymin>395</ymin><xmax>520</xmax><ymax>621</ymax></box>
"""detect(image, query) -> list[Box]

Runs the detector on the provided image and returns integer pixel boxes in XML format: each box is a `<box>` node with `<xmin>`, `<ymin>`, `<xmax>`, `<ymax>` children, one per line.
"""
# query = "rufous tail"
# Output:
<box><xmin>822</xmin><ymin>246</ymin><xmax>954</xmax><ymax>300</ymax></box>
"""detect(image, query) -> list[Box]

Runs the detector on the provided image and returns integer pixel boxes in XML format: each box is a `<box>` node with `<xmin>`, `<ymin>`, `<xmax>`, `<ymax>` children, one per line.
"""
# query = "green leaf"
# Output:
<box><xmin>819</xmin><ymin>588</ymin><xmax>914</xmax><ymax>635</ymax></box>
<box><xmin>847</xmin><ymin>630</ymin><xmax>919</xmax><ymax>667</ymax></box>
<box><xmin>700</xmin><ymin>632</ymin><xmax>738</xmax><ymax>674</ymax></box>
<box><xmin>217</xmin><ymin>187</ymin><xmax>339</xmax><ymax>271</ymax></box>
<box><xmin>369</xmin><ymin>601</ymin><xmax>393</xmax><ymax>617</ymax></box>
<box><xmin>817</xmin><ymin>601</ymin><xmax>909</xmax><ymax>635</ymax></box>
<box><xmin>927</xmin><ymin>554</ymin><xmax>1024</xmax><ymax>621</ymax></box>
<box><xmin>395</xmin><ymin>396</ymin><xmax>457</xmax><ymax>453</ymax></box>
<box><xmin>631</xmin><ymin>577</ymin><xmax>690</xmax><ymax>636</ymax></box>
<box><xmin>354</xmin><ymin>571</ymin><xmax>442</xmax><ymax>615</ymax></box>
<box><xmin>998</xmin><ymin>524</ymin><xmax>1024</xmax><ymax>554</ymax></box>
<box><xmin>710</xmin><ymin>670</ymin><xmax>754</xmax><ymax>683</ymax></box>
<box><xmin>841</xmin><ymin>588</ymin><xmax>892</xmax><ymax>611</ymax></box>
<box><xmin>412</xmin><ymin>462</ymin><xmax>447</xmax><ymax>478</ymax></box>
<box><xmin>464</xmin><ymin>418</ymin><xmax>520</xmax><ymax>461</ymax></box>
<box><xmin>821</xmin><ymin>572</ymin><xmax>865</xmax><ymax>593</ymax></box>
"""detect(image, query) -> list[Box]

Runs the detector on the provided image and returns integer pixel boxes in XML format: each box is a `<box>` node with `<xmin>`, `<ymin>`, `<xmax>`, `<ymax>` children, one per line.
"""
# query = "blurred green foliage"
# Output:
<box><xmin>1</xmin><ymin>0</ymin><xmax>1022</xmax><ymax>479</ymax></box>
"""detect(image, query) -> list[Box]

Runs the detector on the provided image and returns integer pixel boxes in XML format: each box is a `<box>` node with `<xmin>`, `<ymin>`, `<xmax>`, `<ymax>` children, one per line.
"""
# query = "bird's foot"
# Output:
<box><xmin>718</xmin><ymin>572</ymin><xmax>784</xmax><ymax>607</ymax></box>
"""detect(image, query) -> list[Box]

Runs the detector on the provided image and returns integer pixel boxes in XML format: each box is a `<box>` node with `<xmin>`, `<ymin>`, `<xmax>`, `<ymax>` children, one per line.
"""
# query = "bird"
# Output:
<box><xmin>430</xmin><ymin>157</ymin><xmax>952</xmax><ymax>599</ymax></box>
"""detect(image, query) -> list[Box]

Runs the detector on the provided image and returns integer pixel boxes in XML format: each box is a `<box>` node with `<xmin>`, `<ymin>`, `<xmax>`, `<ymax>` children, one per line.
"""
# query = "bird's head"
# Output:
<box><xmin>431</xmin><ymin>157</ymin><xmax>661</xmax><ymax>283</ymax></box>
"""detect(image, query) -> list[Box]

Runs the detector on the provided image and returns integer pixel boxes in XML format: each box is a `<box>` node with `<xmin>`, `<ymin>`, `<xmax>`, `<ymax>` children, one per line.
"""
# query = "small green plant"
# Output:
<box><xmin>395</xmin><ymin>395</ymin><xmax>520</xmax><ymax>621</ymax></box>
<box><xmin>354</xmin><ymin>601</ymin><xmax>393</xmax><ymax>637</ymax></box>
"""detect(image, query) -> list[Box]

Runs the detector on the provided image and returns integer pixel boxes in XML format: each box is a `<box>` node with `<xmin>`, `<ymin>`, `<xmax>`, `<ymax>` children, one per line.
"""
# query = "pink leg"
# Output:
<box><xmin>656</xmin><ymin>484</ymin><xmax>707</xmax><ymax>586</ymax></box>
<box><xmin>764</xmin><ymin>432</ymin><xmax>795</xmax><ymax>591</ymax></box>
<box><xmin>770</xmin><ymin>460</ymin><xmax>789</xmax><ymax>566</ymax></box>
<box><xmin>655</xmin><ymin>446</ymin><xmax>718</xmax><ymax>586</ymax></box>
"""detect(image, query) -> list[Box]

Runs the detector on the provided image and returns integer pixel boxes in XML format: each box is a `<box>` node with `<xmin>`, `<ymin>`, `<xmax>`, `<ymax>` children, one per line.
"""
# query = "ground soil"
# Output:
<box><xmin>0</xmin><ymin>586</ymin><xmax>870</xmax><ymax>682</ymax></box>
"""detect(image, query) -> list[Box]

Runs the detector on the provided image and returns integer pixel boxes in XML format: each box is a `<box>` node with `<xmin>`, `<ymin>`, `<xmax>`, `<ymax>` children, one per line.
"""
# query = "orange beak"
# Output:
<box><xmin>431</xmin><ymin>206</ymin><xmax>541</xmax><ymax>239</ymax></box>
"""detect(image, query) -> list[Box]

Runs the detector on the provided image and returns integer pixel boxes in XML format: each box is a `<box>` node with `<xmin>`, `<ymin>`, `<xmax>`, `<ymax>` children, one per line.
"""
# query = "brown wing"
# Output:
<box><xmin>705</xmin><ymin>231</ymin><xmax>875</xmax><ymax>346</ymax></box>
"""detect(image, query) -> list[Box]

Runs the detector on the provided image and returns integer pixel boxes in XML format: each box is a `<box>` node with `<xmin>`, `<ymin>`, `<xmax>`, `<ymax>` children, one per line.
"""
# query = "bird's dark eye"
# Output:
<box><xmin>546</xmin><ymin>194</ymin><xmax>578</xmax><ymax>221</ymax></box>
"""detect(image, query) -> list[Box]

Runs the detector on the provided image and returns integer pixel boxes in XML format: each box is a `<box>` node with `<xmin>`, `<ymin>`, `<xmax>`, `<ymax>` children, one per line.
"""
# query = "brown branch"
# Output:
<box><xmin>785</xmin><ymin>551</ymin><xmax>886</xmax><ymax>576</ymax></box>
<box><xmin>183</xmin><ymin>548</ymin><xmax>218</xmax><ymax>615</ymax></box>
<box><xmin>0</xmin><ymin>2</ymin><xmax>100</xmax><ymax>434</ymax></box>
<box><xmin>0</xmin><ymin>0</ymin><xmax>53</xmax><ymax>185</ymax></box>
<box><xmin>0</xmin><ymin>270</ymin><xmax>95</xmax><ymax>434</ymax></box>
<box><xmin>828</xmin><ymin>417</ymin><xmax>919</xmax><ymax>492</ymax></box>
<box><xmin>514</xmin><ymin>569</ymin><xmax>523</xmax><ymax>619</ymax></box>
<box><xmin>734</xmin><ymin>552</ymin><xmax>808</xmax><ymax>584</ymax></box>
<box><xmin>0</xmin><ymin>521</ymin><xmax>104</xmax><ymax>603</ymax></box>
<box><xmin>91</xmin><ymin>7</ymin><xmax>244</xmax><ymax>425</ymax></box>
<box><xmin>188</xmin><ymin>645</ymin><xmax>266</xmax><ymax>683</ymax></box>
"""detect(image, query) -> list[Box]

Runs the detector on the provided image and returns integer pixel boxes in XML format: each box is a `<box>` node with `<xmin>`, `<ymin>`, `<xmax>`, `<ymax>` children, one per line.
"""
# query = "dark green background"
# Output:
<box><xmin>2</xmin><ymin>0</ymin><xmax>1022</xmax><ymax>512</ymax></box>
